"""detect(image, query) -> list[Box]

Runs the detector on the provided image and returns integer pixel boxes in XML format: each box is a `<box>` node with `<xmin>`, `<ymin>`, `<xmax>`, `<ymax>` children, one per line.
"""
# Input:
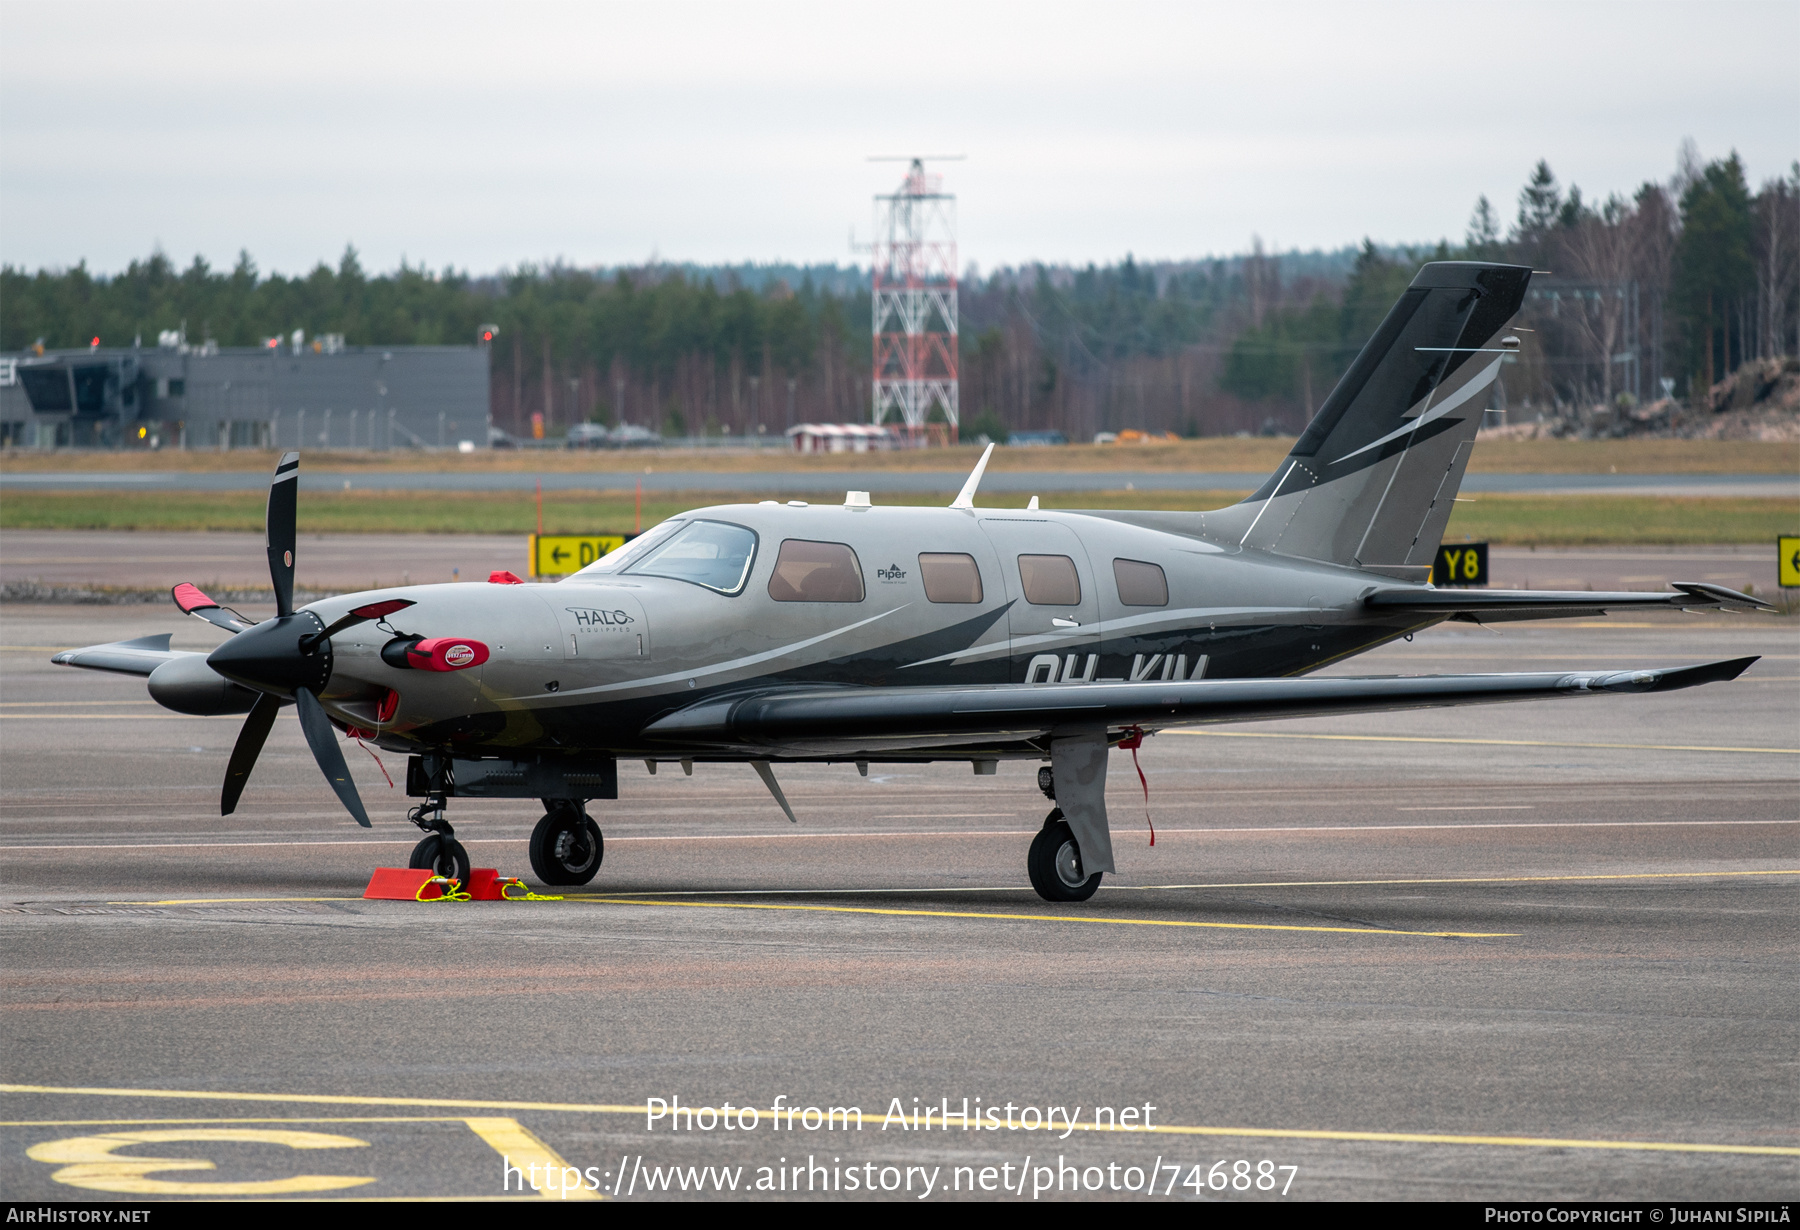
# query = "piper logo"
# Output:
<box><xmin>876</xmin><ymin>564</ymin><xmax>908</xmax><ymax>582</ymax></box>
<box><xmin>567</xmin><ymin>607</ymin><xmax>635</xmax><ymax>628</ymax></box>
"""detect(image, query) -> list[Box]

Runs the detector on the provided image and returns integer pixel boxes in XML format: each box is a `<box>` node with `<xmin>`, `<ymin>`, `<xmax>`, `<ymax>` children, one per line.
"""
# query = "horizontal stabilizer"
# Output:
<box><xmin>641</xmin><ymin>657</ymin><xmax>1759</xmax><ymax>753</ymax></box>
<box><xmin>51</xmin><ymin>635</ymin><xmax>187</xmax><ymax>677</ymax></box>
<box><xmin>1367</xmin><ymin>581</ymin><xmax>1775</xmax><ymax>621</ymax></box>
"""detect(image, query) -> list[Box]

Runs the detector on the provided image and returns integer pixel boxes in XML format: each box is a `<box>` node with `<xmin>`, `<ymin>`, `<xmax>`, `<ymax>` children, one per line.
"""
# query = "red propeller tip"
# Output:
<box><xmin>172</xmin><ymin>583</ymin><xmax>217</xmax><ymax>613</ymax></box>
<box><xmin>350</xmin><ymin>598</ymin><xmax>416</xmax><ymax>619</ymax></box>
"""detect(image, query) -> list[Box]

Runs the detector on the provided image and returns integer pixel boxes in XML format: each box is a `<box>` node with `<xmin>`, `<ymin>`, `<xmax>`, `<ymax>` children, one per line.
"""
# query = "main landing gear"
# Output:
<box><xmin>1027</xmin><ymin>766</ymin><xmax>1102</xmax><ymax>902</ymax></box>
<box><xmin>406</xmin><ymin>794</ymin><xmax>471</xmax><ymax>887</ymax></box>
<box><xmin>529</xmin><ymin>800</ymin><xmax>604</xmax><ymax>886</ymax></box>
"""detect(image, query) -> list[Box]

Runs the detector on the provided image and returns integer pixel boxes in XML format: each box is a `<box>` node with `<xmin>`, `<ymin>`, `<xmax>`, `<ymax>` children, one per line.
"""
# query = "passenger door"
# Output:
<box><xmin>977</xmin><ymin>517</ymin><xmax>1103</xmax><ymax>684</ymax></box>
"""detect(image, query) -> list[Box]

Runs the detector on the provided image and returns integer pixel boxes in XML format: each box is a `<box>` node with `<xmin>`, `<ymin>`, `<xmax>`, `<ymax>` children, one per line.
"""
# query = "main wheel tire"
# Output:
<box><xmin>529</xmin><ymin>806</ymin><xmax>604</xmax><ymax>886</ymax></box>
<box><xmin>408</xmin><ymin>833</ymin><xmax>472</xmax><ymax>888</ymax></box>
<box><xmin>1027</xmin><ymin>810</ymin><xmax>1102</xmax><ymax>902</ymax></box>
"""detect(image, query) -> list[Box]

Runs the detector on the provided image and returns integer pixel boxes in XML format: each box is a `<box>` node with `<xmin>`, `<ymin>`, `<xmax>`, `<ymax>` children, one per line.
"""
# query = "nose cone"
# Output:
<box><xmin>207</xmin><ymin>611</ymin><xmax>333</xmax><ymax>697</ymax></box>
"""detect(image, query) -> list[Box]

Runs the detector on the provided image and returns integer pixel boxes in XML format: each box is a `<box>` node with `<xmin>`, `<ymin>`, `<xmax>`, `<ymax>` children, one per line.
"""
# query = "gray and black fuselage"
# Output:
<box><xmin>53</xmin><ymin>260</ymin><xmax>1767</xmax><ymax>895</ymax></box>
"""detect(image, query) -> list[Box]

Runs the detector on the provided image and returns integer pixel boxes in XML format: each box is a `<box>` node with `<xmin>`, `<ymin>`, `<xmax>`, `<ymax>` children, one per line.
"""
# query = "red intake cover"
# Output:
<box><xmin>406</xmin><ymin>638</ymin><xmax>490</xmax><ymax>672</ymax></box>
<box><xmin>488</xmin><ymin>571</ymin><xmax>524</xmax><ymax>585</ymax></box>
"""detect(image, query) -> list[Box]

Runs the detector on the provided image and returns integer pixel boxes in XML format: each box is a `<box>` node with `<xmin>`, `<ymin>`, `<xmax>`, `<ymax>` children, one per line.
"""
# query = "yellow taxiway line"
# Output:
<box><xmin>566</xmin><ymin>895</ymin><xmax>1514</xmax><ymax>937</ymax></box>
<box><xmin>2</xmin><ymin>1085</ymin><xmax>1793</xmax><ymax>1158</ymax></box>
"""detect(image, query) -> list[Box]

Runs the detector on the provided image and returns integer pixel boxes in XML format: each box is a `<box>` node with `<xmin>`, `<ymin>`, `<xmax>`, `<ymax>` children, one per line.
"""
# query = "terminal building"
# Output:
<box><xmin>0</xmin><ymin>333</ymin><xmax>490</xmax><ymax>450</ymax></box>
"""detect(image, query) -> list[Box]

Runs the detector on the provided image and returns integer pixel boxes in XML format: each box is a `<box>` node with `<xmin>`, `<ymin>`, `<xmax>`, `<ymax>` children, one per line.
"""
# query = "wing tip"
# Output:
<box><xmin>1651</xmin><ymin>655</ymin><xmax>1760</xmax><ymax>691</ymax></box>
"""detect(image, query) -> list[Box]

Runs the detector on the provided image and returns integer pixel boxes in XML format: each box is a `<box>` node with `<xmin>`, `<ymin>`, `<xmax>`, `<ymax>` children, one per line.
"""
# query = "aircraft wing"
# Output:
<box><xmin>50</xmin><ymin>634</ymin><xmax>188</xmax><ymax>677</ymax></box>
<box><xmin>640</xmin><ymin>656</ymin><xmax>1758</xmax><ymax>754</ymax></box>
<box><xmin>1366</xmin><ymin>581</ymin><xmax>1773</xmax><ymax>622</ymax></box>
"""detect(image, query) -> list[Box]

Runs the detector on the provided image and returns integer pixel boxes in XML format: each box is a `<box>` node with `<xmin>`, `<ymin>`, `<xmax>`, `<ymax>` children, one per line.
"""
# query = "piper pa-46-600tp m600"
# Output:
<box><xmin>55</xmin><ymin>262</ymin><xmax>1771</xmax><ymax>902</ymax></box>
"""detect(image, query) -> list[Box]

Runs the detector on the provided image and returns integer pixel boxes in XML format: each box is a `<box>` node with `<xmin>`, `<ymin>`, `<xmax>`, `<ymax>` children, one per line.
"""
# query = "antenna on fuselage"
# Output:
<box><xmin>950</xmin><ymin>442</ymin><xmax>995</xmax><ymax>511</ymax></box>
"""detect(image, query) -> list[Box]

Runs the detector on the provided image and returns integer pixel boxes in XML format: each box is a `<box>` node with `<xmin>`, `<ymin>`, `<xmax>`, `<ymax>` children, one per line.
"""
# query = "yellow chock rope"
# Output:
<box><xmin>416</xmin><ymin>875</ymin><xmax>471</xmax><ymax>903</ymax></box>
<box><xmin>500</xmin><ymin>878</ymin><xmax>562</xmax><ymax>902</ymax></box>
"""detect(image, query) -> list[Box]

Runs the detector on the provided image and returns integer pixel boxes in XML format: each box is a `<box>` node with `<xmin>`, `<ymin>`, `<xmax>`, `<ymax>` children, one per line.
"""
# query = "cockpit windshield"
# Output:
<box><xmin>564</xmin><ymin>520</ymin><xmax>683</xmax><ymax>582</ymax></box>
<box><xmin>620</xmin><ymin>520</ymin><xmax>758</xmax><ymax>595</ymax></box>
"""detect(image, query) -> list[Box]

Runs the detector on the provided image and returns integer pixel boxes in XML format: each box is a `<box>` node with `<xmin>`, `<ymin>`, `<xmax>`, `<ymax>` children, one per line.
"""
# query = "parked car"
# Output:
<box><xmin>565</xmin><ymin>423</ymin><xmax>610</xmax><ymax>449</ymax></box>
<box><xmin>487</xmin><ymin>426</ymin><xmax>520</xmax><ymax>449</ymax></box>
<box><xmin>607</xmin><ymin>423</ymin><xmax>663</xmax><ymax>448</ymax></box>
<box><xmin>1006</xmin><ymin>430</ymin><xmax>1068</xmax><ymax>447</ymax></box>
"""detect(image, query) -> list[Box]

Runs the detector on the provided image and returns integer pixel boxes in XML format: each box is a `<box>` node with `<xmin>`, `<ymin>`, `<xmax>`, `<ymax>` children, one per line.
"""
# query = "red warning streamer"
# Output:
<box><xmin>1117</xmin><ymin>725</ymin><xmax>1153</xmax><ymax>846</ymax></box>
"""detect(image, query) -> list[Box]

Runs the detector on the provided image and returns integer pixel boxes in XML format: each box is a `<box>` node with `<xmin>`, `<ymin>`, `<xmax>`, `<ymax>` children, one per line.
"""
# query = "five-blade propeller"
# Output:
<box><xmin>195</xmin><ymin>452</ymin><xmax>378</xmax><ymax>826</ymax></box>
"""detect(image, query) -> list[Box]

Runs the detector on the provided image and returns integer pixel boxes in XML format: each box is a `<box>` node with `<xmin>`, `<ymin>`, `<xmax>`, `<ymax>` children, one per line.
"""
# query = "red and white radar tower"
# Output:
<box><xmin>870</xmin><ymin>158</ymin><xmax>958</xmax><ymax>437</ymax></box>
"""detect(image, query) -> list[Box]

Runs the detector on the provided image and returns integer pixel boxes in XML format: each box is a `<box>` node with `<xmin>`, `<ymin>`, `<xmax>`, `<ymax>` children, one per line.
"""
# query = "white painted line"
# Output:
<box><xmin>1398</xmin><ymin>806</ymin><xmax>1534</xmax><ymax>812</ymax></box>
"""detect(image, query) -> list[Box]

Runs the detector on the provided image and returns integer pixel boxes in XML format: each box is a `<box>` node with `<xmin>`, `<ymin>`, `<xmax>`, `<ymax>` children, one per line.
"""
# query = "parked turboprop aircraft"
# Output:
<box><xmin>54</xmin><ymin>262</ymin><xmax>1770</xmax><ymax>901</ymax></box>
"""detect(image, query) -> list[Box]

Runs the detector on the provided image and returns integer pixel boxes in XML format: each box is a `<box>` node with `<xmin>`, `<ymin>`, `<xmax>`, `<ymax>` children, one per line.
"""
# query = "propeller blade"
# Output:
<box><xmin>266</xmin><ymin>451</ymin><xmax>299</xmax><ymax>617</ymax></box>
<box><xmin>172</xmin><ymin>583</ymin><xmax>255</xmax><ymax>634</ymax></box>
<box><xmin>293</xmin><ymin>686</ymin><xmax>372</xmax><ymax>828</ymax></box>
<box><xmin>221</xmin><ymin>692</ymin><xmax>282</xmax><ymax>815</ymax></box>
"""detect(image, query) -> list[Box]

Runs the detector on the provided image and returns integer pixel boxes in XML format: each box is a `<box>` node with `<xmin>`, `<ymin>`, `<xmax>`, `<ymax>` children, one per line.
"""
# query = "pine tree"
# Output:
<box><xmin>1466</xmin><ymin>195</ymin><xmax>1502</xmax><ymax>258</ymax></box>
<box><xmin>1514</xmin><ymin>161</ymin><xmax>1562</xmax><ymax>242</ymax></box>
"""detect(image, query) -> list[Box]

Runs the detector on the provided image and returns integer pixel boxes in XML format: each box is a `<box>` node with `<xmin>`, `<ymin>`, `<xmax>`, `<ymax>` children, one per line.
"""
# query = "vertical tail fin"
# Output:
<box><xmin>1209</xmin><ymin>261</ymin><xmax>1531</xmax><ymax>576</ymax></box>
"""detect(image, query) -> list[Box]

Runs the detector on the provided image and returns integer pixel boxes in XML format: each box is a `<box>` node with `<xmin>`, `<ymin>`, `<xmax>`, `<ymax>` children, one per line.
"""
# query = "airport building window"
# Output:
<box><xmin>626</xmin><ymin>519</ymin><xmax>758</xmax><ymax>595</ymax></box>
<box><xmin>1018</xmin><ymin>554</ymin><xmax>1080</xmax><ymax>606</ymax></box>
<box><xmin>919</xmin><ymin>553</ymin><xmax>983</xmax><ymax>603</ymax></box>
<box><xmin>769</xmin><ymin>540</ymin><xmax>865</xmax><ymax>602</ymax></box>
<box><xmin>1113</xmin><ymin>559</ymin><xmax>1168</xmax><ymax>606</ymax></box>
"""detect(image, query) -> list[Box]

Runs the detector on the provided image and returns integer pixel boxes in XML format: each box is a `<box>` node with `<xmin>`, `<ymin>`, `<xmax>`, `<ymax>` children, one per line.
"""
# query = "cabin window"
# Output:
<box><xmin>919</xmin><ymin>553</ymin><xmax>983</xmax><ymax>603</ymax></box>
<box><xmin>1018</xmin><ymin>554</ymin><xmax>1081</xmax><ymax>605</ymax></box>
<box><xmin>626</xmin><ymin>519</ymin><xmax>758</xmax><ymax>594</ymax></box>
<box><xmin>1113</xmin><ymin>558</ymin><xmax>1168</xmax><ymax>606</ymax></box>
<box><xmin>769</xmin><ymin>539</ymin><xmax>865</xmax><ymax>602</ymax></box>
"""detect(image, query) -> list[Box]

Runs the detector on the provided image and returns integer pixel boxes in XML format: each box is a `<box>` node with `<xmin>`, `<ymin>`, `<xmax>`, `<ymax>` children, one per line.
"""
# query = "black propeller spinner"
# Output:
<box><xmin>189</xmin><ymin>452</ymin><xmax>396</xmax><ymax>828</ymax></box>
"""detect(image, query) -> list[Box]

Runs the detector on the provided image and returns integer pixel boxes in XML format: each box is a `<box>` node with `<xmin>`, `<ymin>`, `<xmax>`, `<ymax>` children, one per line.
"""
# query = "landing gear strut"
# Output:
<box><xmin>406</xmin><ymin>793</ymin><xmax>471</xmax><ymax>886</ymax></box>
<box><xmin>530</xmin><ymin>800</ymin><xmax>603</xmax><ymax>886</ymax></box>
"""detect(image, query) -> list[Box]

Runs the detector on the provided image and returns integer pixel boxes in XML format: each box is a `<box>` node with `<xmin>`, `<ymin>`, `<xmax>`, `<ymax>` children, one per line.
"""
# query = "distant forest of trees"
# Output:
<box><xmin>4</xmin><ymin>147</ymin><xmax>1795</xmax><ymax>440</ymax></box>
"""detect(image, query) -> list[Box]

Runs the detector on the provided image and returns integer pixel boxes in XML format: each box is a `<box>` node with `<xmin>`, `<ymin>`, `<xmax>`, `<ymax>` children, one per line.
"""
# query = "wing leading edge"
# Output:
<box><xmin>640</xmin><ymin>656</ymin><xmax>1759</xmax><ymax>753</ymax></box>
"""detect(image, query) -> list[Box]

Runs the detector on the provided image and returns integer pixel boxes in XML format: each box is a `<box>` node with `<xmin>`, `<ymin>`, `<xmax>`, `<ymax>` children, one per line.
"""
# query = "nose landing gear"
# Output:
<box><xmin>406</xmin><ymin>794</ymin><xmax>471</xmax><ymax>886</ymax></box>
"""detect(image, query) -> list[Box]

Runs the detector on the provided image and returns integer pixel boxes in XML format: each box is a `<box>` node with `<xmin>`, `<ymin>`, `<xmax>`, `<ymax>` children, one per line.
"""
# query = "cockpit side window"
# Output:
<box><xmin>768</xmin><ymin>540</ymin><xmax>865</xmax><ymax>602</ymax></box>
<box><xmin>624</xmin><ymin>520</ymin><xmax>759</xmax><ymax>594</ymax></box>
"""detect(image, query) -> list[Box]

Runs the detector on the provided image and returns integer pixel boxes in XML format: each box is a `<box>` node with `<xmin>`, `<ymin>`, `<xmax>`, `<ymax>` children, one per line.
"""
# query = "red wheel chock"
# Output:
<box><xmin>363</xmin><ymin>867</ymin><xmax>558</xmax><ymax>902</ymax></box>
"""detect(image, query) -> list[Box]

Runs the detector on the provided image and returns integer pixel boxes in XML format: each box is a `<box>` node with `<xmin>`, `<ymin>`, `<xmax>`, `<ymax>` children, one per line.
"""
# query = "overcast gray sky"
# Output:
<box><xmin>2</xmin><ymin>0</ymin><xmax>1794</xmax><ymax>277</ymax></box>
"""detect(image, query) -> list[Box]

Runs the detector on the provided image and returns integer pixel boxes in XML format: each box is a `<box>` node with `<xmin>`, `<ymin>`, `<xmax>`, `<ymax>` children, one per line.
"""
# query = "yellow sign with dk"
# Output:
<box><xmin>530</xmin><ymin>534</ymin><xmax>628</xmax><ymax>577</ymax></box>
<box><xmin>1779</xmin><ymin>536</ymin><xmax>1800</xmax><ymax>589</ymax></box>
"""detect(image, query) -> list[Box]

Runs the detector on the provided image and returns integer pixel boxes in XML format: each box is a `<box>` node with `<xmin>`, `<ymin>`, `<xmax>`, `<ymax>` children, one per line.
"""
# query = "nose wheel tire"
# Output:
<box><xmin>530</xmin><ymin>805</ymin><xmax>604</xmax><ymax>886</ymax></box>
<box><xmin>1027</xmin><ymin>810</ymin><xmax>1102</xmax><ymax>902</ymax></box>
<box><xmin>408</xmin><ymin>833</ymin><xmax>471</xmax><ymax>887</ymax></box>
